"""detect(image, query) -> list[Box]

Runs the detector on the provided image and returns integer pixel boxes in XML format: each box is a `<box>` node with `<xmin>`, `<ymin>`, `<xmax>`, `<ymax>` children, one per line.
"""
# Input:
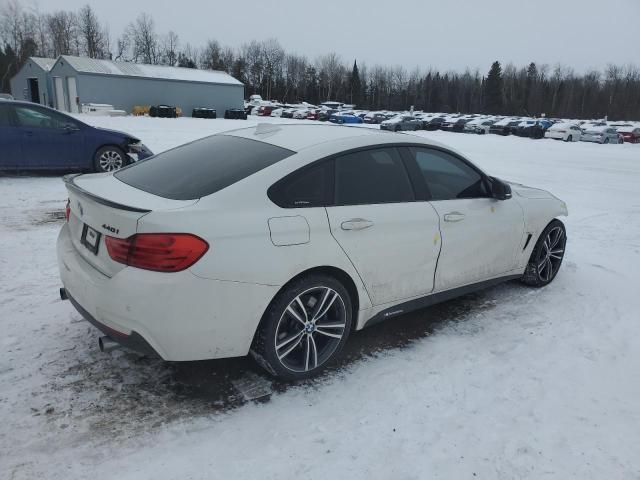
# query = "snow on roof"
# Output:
<box><xmin>29</xmin><ymin>57</ymin><xmax>56</xmax><ymax>71</ymax></box>
<box><xmin>58</xmin><ymin>55</ymin><xmax>243</xmax><ymax>86</ymax></box>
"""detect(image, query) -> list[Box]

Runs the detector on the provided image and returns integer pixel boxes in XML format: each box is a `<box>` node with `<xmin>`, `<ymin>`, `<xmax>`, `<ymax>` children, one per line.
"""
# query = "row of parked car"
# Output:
<box><xmin>246</xmin><ymin>98</ymin><xmax>640</xmax><ymax>144</ymax></box>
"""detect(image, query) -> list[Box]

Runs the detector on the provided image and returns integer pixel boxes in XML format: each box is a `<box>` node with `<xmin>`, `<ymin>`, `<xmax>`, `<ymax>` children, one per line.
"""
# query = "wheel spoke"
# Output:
<box><xmin>312</xmin><ymin>290</ymin><xmax>338</xmax><ymax>322</ymax></box>
<box><xmin>277</xmin><ymin>332</ymin><xmax>304</xmax><ymax>360</ymax></box>
<box><xmin>304</xmin><ymin>336</ymin><xmax>311</xmax><ymax>371</ymax></box>
<box><xmin>315</xmin><ymin>329</ymin><xmax>343</xmax><ymax>339</ymax></box>
<box><xmin>550</xmin><ymin>253</ymin><xmax>563</xmax><ymax>260</ymax></box>
<box><xmin>286</xmin><ymin>305</ymin><xmax>306</xmax><ymax>326</ymax></box>
<box><xmin>538</xmin><ymin>259</ymin><xmax>548</xmax><ymax>271</ymax></box>
<box><xmin>550</xmin><ymin>248</ymin><xmax>564</xmax><ymax>255</ymax></box>
<box><xmin>546</xmin><ymin>258</ymin><xmax>553</xmax><ymax>277</ymax></box>
<box><xmin>276</xmin><ymin>329</ymin><xmax>304</xmax><ymax>351</ymax></box>
<box><xmin>294</xmin><ymin>296</ymin><xmax>309</xmax><ymax>322</ymax></box>
<box><xmin>314</xmin><ymin>322</ymin><xmax>345</xmax><ymax>329</ymax></box>
<box><xmin>308</xmin><ymin>335</ymin><xmax>318</xmax><ymax>370</ymax></box>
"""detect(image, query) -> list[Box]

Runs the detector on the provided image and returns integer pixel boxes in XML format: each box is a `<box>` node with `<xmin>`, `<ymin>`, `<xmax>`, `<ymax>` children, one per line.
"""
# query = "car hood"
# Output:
<box><xmin>94</xmin><ymin>126</ymin><xmax>140</xmax><ymax>142</ymax></box>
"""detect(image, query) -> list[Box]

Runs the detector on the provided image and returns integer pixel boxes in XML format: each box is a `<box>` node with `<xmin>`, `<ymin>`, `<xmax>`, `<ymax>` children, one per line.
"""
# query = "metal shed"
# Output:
<box><xmin>9</xmin><ymin>57</ymin><xmax>56</xmax><ymax>107</ymax></box>
<box><xmin>48</xmin><ymin>55</ymin><xmax>244</xmax><ymax>116</ymax></box>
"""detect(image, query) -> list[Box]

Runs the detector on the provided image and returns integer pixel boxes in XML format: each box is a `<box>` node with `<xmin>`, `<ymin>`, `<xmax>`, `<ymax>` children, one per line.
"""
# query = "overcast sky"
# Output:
<box><xmin>20</xmin><ymin>0</ymin><xmax>640</xmax><ymax>72</ymax></box>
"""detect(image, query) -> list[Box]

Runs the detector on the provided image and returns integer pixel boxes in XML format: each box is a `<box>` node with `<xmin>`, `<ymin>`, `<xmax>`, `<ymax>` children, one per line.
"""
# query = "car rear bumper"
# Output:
<box><xmin>57</xmin><ymin>224</ymin><xmax>279</xmax><ymax>361</ymax></box>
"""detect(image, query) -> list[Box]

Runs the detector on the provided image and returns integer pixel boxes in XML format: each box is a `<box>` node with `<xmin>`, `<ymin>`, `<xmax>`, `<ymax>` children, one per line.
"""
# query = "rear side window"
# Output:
<box><xmin>334</xmin><ymin>148</ymin><xmax>414</xmax><ymax>205</ymax></box>
<box><xmin>115</xmin><ymin>135</ymin><xmax>294</xmax><ymax>200</ymax></box>
<box><xmin>269</xmin><ymin>161</ymin><xmax>332</xmax><ymax>208</ymax></box>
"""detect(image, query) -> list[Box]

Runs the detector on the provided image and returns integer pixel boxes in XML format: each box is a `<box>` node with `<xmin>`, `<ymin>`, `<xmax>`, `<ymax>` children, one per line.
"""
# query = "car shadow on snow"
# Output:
<box><xmin>48</xmin><ymin>280</ymin><xmax>527</xmax><ymax>440</ymax></box>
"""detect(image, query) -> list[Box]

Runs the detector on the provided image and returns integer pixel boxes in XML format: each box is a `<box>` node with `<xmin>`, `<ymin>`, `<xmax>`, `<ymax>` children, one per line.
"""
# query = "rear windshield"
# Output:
<box><xmin>115</xmin><ymin>135</ymin><xmax>295</xmax><ymax>200</ymax></box>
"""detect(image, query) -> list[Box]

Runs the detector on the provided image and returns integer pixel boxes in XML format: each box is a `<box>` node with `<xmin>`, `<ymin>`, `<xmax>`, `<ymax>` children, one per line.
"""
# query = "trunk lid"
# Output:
<box><xmin>64</xmin><ymin>173</ymin><xmax>197</xmax><ymax>277</ymax></box>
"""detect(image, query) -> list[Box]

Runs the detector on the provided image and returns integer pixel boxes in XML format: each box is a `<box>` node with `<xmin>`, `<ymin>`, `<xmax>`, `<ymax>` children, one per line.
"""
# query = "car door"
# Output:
<box><xmin>406</xmin><ymin>146</ymin><xmax>525</xmax><ymax>292</ymax></box>
<box><xmin>13</xmin><ymin>104</ymin><xmax>83</xmax><ymax>169</ymax></box>
<box><xmin>0</xmin><ymin>103</ymin><xmax>22</xmax><ymax>169</ymax></box>
<box><xmin>325</xmin><ymin>147</ymin><xmax>441</xmax><ymax>306</ymax></box>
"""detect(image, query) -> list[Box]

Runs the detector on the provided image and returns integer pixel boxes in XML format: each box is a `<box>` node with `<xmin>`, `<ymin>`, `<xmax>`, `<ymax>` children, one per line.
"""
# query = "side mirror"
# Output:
<box><xmin>490</xmin><ymin>177</ymin><xmax>512</xmax><ymax>200</ymax></box>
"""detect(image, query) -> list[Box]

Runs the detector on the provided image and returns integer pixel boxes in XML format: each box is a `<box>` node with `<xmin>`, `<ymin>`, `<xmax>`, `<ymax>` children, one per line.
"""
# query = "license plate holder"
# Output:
<box><xmin>81</xmin><ymin>224</ymin><xmax>101</xmax><ymax>255</ymax></box>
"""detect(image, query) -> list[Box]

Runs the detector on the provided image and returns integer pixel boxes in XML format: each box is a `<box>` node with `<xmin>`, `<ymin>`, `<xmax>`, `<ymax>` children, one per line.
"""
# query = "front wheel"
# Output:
<box><xmin>251</xmin><ymin>274</ymin><xmax>352</xmax><ymax>380</ymax></box>
<box><xmin>94</xmin><ymin>146</ymin><xmax>127</xmax><ymax>173</ymax></box>
<box><xmin>521</xmin><ymin>219</ymin><xmax>567</xmax><ymax>287</ymax></box>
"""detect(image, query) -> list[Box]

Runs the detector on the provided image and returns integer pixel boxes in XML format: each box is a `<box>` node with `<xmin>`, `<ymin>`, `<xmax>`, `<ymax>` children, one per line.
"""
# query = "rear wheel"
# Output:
<box><xmin>604</xmin><ymin>137</ymin><xmax>610</xmax><ymax>144</ymax></box>
<box><xmin>251</xmin><ymin>274</ymin><xmax>352</xmax><ymax>380</ymax></box>
<box><xmin>566</xmin><ymin>135</ymin><xmax>573</xmax><ymax>142</ymax></box>
<box><xmin>94</xmin><ymin>146</ymin><xmax>127</xmax><ymax>173</ymax></box>
<box><xmin>521</xmin><ymin>219</ymin><xmax>567</xmax><ymax>287</ymax></box>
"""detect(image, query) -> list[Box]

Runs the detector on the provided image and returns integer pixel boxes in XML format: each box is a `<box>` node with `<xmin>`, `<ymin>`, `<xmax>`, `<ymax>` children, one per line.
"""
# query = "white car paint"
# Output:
<box><xmin>57</xmin><ymin>124</ymin><xmax>568</xmax><ymax>367</ymax></box>
<box><xmin>545</xmin><ymin>122</ymin><xmax>582</xmax><ymax>141</ymax></box>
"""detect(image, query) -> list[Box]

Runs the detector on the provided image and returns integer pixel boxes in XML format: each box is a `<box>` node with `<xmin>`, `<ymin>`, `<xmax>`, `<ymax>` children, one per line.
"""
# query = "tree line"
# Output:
<box><xmin>1</xmin><ymin>1</ymin><xmax>639</xmax><ymax>120</ymax></box>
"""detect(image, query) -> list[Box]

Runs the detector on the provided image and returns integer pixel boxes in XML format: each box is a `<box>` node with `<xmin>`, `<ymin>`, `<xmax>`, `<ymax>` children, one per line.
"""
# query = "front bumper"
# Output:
<box><xmin>126</xmin><ymin>143</ymin><xmax>153</xmax><ymax>162</ymax></box>
<box><xmin>57</xmin><ymin>224</ymin><xmax>279</xmax><ymax>361</ymax></box>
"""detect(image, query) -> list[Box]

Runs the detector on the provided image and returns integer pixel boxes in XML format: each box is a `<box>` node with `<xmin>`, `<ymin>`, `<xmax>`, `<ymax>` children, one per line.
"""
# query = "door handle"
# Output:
<box><xmin>443</xmin><ymin>212</ymin><xmax>465</xmax><ymax>222</ymax></box>
<box><xmin>341</xmin><ymin>218</ymin><xmax>374</xmax><ymax>231</ymax></box>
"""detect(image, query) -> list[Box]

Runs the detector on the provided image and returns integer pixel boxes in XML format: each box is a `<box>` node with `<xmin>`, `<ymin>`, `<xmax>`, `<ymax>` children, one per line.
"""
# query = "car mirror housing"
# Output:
<box><xmin>490</xmin><ymin>177</ymin><xmax>512</xmax><ymax>200</ymax></box>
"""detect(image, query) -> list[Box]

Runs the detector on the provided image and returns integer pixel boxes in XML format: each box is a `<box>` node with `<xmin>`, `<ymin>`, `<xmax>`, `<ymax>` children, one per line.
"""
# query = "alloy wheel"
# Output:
<box><xmin>535</xmin><ymin>226</ymin><xmax>565</xmax><ymax>282</ymax></box>
<box><xmin>274</xmin><ymin>286</ymin><xmax>347</xmax><ymax>373</ymax></box>
<box><xmin>99</xmin><ymin>150</ymin><xmax>124</xmax><ymax>172</ymax></box>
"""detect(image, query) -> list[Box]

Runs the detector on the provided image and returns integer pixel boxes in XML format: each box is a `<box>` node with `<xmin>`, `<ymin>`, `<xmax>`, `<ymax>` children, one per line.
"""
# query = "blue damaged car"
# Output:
<box><xmin>0</xmin><ymin>100</ymin><xmax>152</xmax><ymax>172</ymax></box>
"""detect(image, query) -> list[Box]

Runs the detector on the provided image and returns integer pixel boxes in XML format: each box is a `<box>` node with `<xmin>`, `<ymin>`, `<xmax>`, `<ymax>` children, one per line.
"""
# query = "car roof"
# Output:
<box><xmin>223</xmin><ymin>123</ymin><xmax>445</xmax><ymax>153</ymax></box>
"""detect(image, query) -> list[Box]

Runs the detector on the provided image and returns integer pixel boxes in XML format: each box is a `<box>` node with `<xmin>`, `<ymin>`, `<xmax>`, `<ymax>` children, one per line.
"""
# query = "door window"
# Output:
<box><xmin>14</xmin><ymin>106</ymin><xmax>73</xmax><ymax>129</ymax></box>
<box><xmin>409</xmin><ymin>147</ymin><xmax>489</xmax><ymax>201</ymax></box>
<box><xmin>334</xmin><ymin>148</ymin><xmax>414</xmax><ymax>205</ymax></box>
<box><xmin>0</xmin><ymin>105</ymin><xmax>16</xmax><ymax>126</ymax></box>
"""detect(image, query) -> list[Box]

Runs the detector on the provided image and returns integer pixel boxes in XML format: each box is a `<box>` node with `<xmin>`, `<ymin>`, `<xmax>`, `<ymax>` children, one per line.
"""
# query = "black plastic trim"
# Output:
<box><xmin>364</xmin><ymin>274</ymin><xmax>522</xmax><ymax>328</ymax></box>
<box><xmin>66</xmin><ymin>291</ymin><xmax>160</xmax><ymax>358</ymax></box>
<box><xmin>63</xmin><ymin>174</ymin><xmax>151</xmax><ymax>213</ymax></box>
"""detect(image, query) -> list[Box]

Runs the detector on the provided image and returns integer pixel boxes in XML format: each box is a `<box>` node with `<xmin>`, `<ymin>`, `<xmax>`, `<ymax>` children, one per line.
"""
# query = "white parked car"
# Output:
<box><xmin>580</xmin><ymin>126</ymin><xmax>622</xmax><ymax>144</ymax></box>
<box><xmin>544</xmin><ymin>122</ymin><xmax>582</xmax><ymax>142</ymax></box>
<box><xmin>57</xmin><ymin>124</ymin><xmax>568</xmax><ymax>380</ymax></box>
<box><xmin>464</xmin><ymin>118</ymin><xmax>495</xmax><ymax>134</ymax></box>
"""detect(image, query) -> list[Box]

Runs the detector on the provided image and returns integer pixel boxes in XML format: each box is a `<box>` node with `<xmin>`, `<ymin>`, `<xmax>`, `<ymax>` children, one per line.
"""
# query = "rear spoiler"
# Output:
<box><xmin>63</xmin><ymin>174</ymin><xmax>151</xmax><ymax>213</ymax></box>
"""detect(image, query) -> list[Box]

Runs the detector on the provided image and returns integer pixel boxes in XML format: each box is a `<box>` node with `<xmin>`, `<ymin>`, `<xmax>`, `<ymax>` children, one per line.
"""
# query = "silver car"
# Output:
<box><xmin>580</xmin><ymin>126</ymin><xmax>621</xmax><ymax>144</ymax></box>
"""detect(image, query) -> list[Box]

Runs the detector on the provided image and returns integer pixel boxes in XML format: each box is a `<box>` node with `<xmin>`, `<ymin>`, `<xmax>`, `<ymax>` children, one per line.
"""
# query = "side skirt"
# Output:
<box><xmin>363</xmin><ymin>274</ymin><xmax>522</xmax><ymax>328</ymax></box>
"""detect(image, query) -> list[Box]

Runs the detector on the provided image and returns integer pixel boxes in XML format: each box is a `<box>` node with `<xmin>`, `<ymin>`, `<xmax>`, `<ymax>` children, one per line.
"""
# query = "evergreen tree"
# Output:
<box><xmin>349</xmin><ymin>60</ymin><xmax>362</xmax><ymax>106</ymax></box>
<box><xmin>524</xmin><ymin>62</ymin><xmax>537</xmax><ymax>114</ymax></box>
<box><xmin>484</xmin><ymin>61</ymin><xmax>503</xmax><ymax>114</ymax></box>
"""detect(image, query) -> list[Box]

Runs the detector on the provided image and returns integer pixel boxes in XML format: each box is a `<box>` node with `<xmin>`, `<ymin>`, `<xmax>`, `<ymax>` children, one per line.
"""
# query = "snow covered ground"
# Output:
<box><xmin>1</xmin><ymin>115</ymin><xmax>640</xmax><ymax>479</ymax></box>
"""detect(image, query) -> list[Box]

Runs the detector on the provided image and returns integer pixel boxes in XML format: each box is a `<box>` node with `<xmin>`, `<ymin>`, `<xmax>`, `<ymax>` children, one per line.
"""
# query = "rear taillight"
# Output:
<box><xmin>105</xmin><ymin>233</ymin><xmax>209</xmax><ymax>272</ymax></box>
<box><xmin>65</xmin><ymin>199</ymin><xmax>71</xmax><ymax>222</ymax></box>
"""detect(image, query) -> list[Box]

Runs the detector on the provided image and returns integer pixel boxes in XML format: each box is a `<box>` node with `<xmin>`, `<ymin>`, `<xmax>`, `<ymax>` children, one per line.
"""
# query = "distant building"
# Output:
<box><xmin>10</xmin><ymin>57</ymin><xmax>56</xmax><ymax>107</ymax></box>
<box><xmin>14</xmin><ymin>55</ymin><xmax>244</xmax><ymax>116</ymax></box>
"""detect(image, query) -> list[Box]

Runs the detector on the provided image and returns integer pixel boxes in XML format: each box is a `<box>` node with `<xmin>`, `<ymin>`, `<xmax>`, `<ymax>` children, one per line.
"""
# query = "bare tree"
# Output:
<box><xmin>160</xmin><ymin>30</ymin><xmax>179</xmax><ymax>65</ymax></box>
<box><xmin>47</xmin><ymin>10</ymin><xmax>78</xmax><ymax>56</ymax></box>
<box><xmin>125</xmin><ymin>13</ymin><xmax>158</xmax><ymax>64</ymax></box>
<box><xmin>77</xmin><ymin>5</ymin><xmax>108</xmax><ymax>58</ymax></box>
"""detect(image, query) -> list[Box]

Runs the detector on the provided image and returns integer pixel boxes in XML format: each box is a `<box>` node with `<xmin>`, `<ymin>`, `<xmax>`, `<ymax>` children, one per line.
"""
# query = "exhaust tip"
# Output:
<box><xmin>98</xmin><ymin>336</ymin><xmax>119</xmax><ymax>353</ymax></box>
<box><xmin>59</xmin><ymin>287</ymin><xmax>68</xmax><ymax>301</ymax></box>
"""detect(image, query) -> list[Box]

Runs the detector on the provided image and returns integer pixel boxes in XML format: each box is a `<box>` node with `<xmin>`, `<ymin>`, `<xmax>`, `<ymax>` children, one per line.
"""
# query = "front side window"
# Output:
<box><xmin>334</xmin><ymin>148</ymin><xmax>414</xmax><ymax>205</ymax></box>
<box><xmin>14</xmin><ymin>106</ymin><xmax>74</xmax><ymax>129</ymax></box>
<box><xmin>409</xmin><ymin>147</ymin><xmax>489</xmax><ymax>201</ymax></box>
<box><xmin>0</xmin><ymin>105</ymin><xmax>16</xmax><ymax>127</ymax></box>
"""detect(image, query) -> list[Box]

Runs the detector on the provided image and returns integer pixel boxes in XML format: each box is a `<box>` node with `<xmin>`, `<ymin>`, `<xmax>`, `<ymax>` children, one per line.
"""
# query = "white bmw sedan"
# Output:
<box><xmin>57</xmin><ymin>124</ymin><xmax>568</xmax><ymax>380</ymax></box>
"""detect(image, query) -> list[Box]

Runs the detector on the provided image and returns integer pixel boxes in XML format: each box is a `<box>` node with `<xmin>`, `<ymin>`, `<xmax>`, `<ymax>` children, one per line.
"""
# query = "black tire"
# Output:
<box><xmin>94</xmin><ymin>146</ymin><xmax>127</xmax><ymax>173</ymax></box>
<box><xmin>566</xmin><ymin>135</ymin><xmax>573</xmax><ymax>142</ymax></box>
<box><xmin>394</xmin><ymin>126</ymin><xmax>399</xmax><ymax>132</ymax></box>
<box><xmin>521</xmin><ymin>219</ymin><xmax>567</xmax><ymax>287</ymax></box>
<box><xmin>604</xmin><ymin>137</ymin><xmax>610</xmax><ymax>144</ymax></box>
<box><xmin>250</xmin><ymin>274</ymin><xmax>353</xmax><ymax>381</ymax></box>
